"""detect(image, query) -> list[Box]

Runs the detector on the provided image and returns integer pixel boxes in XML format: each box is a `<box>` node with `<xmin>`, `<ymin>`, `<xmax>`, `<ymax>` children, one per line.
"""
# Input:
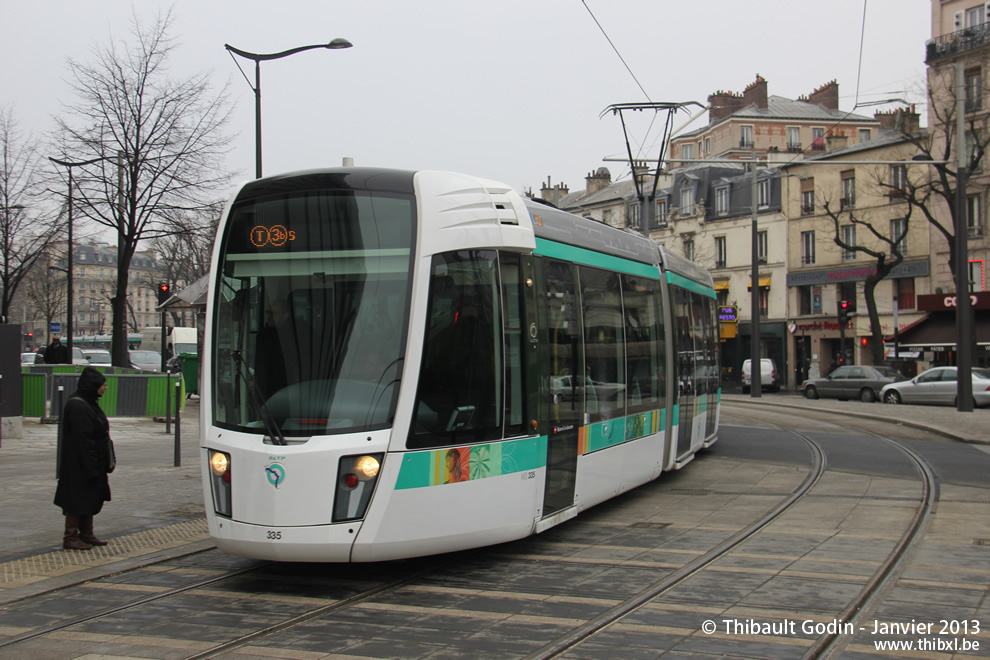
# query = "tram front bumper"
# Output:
<box><xmin>208</xmin><ymin>517</ymin><xmax>362</xmax><ymax>563</ymax></box>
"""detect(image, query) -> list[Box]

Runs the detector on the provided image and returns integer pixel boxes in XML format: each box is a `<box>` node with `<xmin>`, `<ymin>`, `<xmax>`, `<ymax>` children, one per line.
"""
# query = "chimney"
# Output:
<box><xmin>874</xmin><ymin>106</ymin><xmax>921</xmax><ymax>134</ymax></box>
<box><xmin>826</xmin><ymin>130</ymin><xmax>849</xmax><ymax>152</ymax></box>
<box><xmin>806</xmin><ymin>80</ymin><xmax>839</xmax><ymax>110</ymax></box>
<box><xmin>742</xmin><ymin>74</ymin><xmax>768</xmax><ymax>110</ymax></box>
<box><xmin>540</xmin><ymin>176</ymin><xmax>569</xmax><ymax>205</ymax></box>
<box><xmin>585</xmin><ymin>167</ymin><xmax>612</xmax><ymax>195</ymax></box>
<box><xmin>708</xmin><ymin>89</ymin><xmax>745</xmax><ymax>123</ymax></box>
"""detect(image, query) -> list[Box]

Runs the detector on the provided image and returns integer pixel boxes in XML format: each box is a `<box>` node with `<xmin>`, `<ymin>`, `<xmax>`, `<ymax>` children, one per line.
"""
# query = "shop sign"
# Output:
<box><xmin>718</xmin><ymin>306</ymin><xmax>737</xmax><ymax>322</ymax></box>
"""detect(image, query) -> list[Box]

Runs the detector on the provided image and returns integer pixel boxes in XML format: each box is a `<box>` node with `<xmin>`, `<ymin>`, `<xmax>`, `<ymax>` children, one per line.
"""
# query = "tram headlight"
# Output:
<box><xmin>333</xmin><ymin>453</ymin><xmax>384</xmax><ymax>522</ymax></box>
<box><xmin>208</xmin><ymin>450</ymin><xmax>232</xmax><ymax>518</ymax></box>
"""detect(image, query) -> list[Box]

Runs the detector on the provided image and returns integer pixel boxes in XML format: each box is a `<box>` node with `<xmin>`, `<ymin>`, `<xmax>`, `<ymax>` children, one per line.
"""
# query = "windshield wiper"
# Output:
<box><xmin>231</xmin><ymin>349</ymin><xmax>288</xmax><ymax>446</ymax></box>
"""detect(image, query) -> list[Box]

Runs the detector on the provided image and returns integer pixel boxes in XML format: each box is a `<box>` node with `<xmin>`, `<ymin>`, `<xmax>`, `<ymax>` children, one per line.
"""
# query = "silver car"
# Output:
<box><xmin>880</xmin><ymin>366</ymin><xmax>990</xmax><ymax>408</ymax></box>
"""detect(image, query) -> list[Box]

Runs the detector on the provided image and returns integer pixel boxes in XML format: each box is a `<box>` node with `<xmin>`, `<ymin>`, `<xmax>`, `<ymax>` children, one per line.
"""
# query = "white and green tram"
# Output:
<box><xmin>202</xmin><ymin>168</ymin><xmax>719</xmax><ymax>562</ymax></box>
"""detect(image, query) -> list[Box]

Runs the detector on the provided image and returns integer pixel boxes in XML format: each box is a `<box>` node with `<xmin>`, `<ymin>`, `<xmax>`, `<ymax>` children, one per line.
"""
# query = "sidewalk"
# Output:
<box><xmin>722</xmin><ymin>391</ymin><xmax>990</xmax><ymax>445</ymax></box>
<box><xmin>0</xmin><ymin>399</ymin><xmax>210</xmax><ymax>604</ymax></box>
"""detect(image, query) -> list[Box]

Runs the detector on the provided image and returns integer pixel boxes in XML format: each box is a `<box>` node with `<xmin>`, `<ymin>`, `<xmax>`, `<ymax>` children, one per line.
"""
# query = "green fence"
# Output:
<box><xmin>21</xmin><ymin>366</ymin><xmax>186</xmax><ymax>417</ymax></box>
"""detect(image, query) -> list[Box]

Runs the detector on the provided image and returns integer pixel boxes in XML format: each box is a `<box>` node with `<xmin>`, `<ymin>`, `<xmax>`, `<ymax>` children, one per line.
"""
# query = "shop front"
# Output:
<box><xmin>888</xmin><ymin>292</ymin><xmax>990</xmax><ymax>369</ymax></box>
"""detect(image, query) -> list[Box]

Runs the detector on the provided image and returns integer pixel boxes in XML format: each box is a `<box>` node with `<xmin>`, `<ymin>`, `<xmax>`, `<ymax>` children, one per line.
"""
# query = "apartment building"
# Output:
<box><xmin>923</xmin><ymin>0</ymin><xmax>990</xmax><ymax>368</ymax></box>
<box><xmin>782</xmin><ymin>117</ymin><xmax>934</xmax><ymax>384</ymax></box>
<box><xmin>669</xmin><ymin>76</ymin><xmax>881</xmax><ymax>166</ymax></box>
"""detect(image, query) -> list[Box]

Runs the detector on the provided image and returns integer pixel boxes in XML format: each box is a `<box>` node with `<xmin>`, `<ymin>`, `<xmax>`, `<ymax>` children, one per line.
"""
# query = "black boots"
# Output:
<box><xmin>79</xmin><ymin>514</ymin><xmax>109</xmax><ymax>546</ymax></box>
<box><xmin>63</xmin><ymin>514</ymin><xmax>92</xmax><ymax>550</ymax></box>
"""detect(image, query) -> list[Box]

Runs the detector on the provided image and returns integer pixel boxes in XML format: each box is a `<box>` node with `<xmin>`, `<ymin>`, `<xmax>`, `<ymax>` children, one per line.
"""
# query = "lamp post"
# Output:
<box><xmin>225</xmin><ymin>39</ymin><xmax>353</xmax><ymax>178</ymax></box>
<box><xmin>48</xmin><ymin>157</ymin><xmax>103</xmax><ymax>358</ymax></box>
<box><xmin>953</xmin><ymin>62</ymin><xmax>974</xmax><ymax>412</ymax></box>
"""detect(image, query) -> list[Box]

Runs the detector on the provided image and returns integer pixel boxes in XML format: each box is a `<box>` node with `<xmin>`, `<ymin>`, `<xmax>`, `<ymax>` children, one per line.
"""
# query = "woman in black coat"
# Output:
<box><xmin>54</xmin><ymin>367</ymin><xmax>116</xmax><ymax>550</ymax></box>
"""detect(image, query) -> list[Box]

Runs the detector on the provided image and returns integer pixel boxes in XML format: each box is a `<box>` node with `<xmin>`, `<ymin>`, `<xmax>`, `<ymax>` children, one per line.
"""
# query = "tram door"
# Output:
<box><xmin>542</xmin><ymin>260</ymin><xmax>580</xmax><ymax>516</ymax></box>
<box><xmin>674</xmin><ymin>287</ymin><xmax>695</xmax><ymax>457</ymax></box>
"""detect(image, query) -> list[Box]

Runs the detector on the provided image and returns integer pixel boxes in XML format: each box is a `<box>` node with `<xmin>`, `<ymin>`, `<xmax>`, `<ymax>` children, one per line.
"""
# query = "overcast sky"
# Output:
<box><xmin>3</xmin><ymin>0</ymin><xmax>931</xmax><ymax>201</ymax></box>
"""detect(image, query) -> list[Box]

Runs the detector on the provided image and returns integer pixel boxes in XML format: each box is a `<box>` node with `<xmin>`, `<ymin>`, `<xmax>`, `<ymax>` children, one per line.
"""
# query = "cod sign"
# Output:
<box><xmin>718</xmin><ymin>305</ymin><xmax>737</xmax><ymax>323</ymax></box>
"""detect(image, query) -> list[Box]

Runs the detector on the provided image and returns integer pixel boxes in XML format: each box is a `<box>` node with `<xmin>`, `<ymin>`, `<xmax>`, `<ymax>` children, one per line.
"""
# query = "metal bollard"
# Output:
<box><xmin>55</xmin><ymin>384</ymin><xmax>64</xmax><ymax>477</ymax></box>
<box><xmin>173</xmin><ymin>379</ymin><xmax>181</xmax><ymax>467</ymax></box>
<box><xmin>165</xmin><ymin>374</ymin><xmax>172</xmax><ymax>434</ymax></box>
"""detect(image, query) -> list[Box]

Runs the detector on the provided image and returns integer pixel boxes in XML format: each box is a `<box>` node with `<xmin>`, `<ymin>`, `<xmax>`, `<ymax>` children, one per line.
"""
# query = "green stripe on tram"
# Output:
<box><xmin>666</xmin><ymin>271</ymin><xmax>717</xmax><ymax>299</ymax></box>
<box><xmin>534</xmin><ymin>238</ymin><xmax>660</xmax><ymax>280</ymax></box>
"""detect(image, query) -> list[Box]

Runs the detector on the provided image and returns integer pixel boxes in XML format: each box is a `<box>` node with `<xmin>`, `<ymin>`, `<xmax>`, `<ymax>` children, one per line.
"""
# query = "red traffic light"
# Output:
<box><xmin>839</xmin><ymin>300</ymin><xmax>850</xmax><ymax>310</ymax></box>
<box><xmin>157</xmin><ymin>282</ymin><xmax>171</xmax><ymax>304</ymax></box>
<box><xmin>860</xmin><ymin>337</ymin><xmax>868</xmax><ymax>346</ymax></box>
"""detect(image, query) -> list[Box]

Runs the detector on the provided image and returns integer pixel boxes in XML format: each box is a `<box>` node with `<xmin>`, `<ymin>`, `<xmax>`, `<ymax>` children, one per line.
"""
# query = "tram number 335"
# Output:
<box><xmin>266</xmin><ymin>530</ymin><xmax>282</xmax><ymax>540</ymax></box>
<box><xmin>520</xmin><ymin>471</ymin><xmax>537</xmax><ymax>481</ymax></box>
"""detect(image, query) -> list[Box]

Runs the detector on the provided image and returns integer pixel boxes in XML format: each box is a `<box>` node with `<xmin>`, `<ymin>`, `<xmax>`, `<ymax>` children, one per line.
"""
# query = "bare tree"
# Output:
<box><xmin>23</xmin><ymin>250</ymin><xmax>67</xmax><ymax>343</ymax></box>
<box><xmin>0</xmin><ymin>107</ymin><xmax>63</xmax><ymax>324</ymax></box>
<box><xmin>821</xmin><ymin>194</ymin><xmax>912</xmax><ymax>365</ymax></box>
<box><xmin>891</xmin><ymin>67</ymin><xmax>990</xmax><ymax>280</ymax></box>
<box><xmin>53</xmin><ymin>7</ymin><xmax>233</xmax><ymax>366</ymax></box>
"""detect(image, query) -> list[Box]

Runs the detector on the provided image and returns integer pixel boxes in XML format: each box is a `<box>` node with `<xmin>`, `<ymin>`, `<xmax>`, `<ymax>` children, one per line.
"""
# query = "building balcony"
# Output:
<box><xmin>926</xmin><ymin>23</ymin><xmax>990</xmax><ymax>63</ymax></box>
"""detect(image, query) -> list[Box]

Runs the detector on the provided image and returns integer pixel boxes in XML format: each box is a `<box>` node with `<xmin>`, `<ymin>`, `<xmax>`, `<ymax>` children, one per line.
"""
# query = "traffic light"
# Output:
<box><xmin>157</xmin><ymin>282</ymin><xmax>171</xmax><ymax>305</ymax></box>
<box><xmin>837</xmin><ymin>299</ymin><xmax>850</xmax><ymax>325</ymax></box>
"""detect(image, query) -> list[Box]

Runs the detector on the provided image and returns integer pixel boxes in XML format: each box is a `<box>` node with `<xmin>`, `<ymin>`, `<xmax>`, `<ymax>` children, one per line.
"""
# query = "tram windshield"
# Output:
<box><xmin>213</xmin><ymin>189</ymin><xmax>414</xmax><ymax>436</ymax></box>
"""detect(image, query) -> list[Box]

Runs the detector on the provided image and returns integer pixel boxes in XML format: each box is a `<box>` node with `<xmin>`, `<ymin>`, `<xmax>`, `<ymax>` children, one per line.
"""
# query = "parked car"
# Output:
<box><xmin>21</xmin><ymin>352</ymin><xmax>39</xmax><ymax>366</ymax></box>
<box><xmin>71</xmin><ymin>347</ymin><xmax>88</xmax><ymax>365</ymax></box>
<box><xmin>742</xmin><ymin>358</ymin><xmax>778</xmax><ymax>393</ymax></box>
<box><xmin>880</xmin><ymin>366</ymin><xmax>990</xmax><ymax>408</ymax></box>
<box><xmin>129</xmin><ymin>349</ymin><xmax>162</xmax><ymax>372</ymax></box>
<box><xmin>82</xmin><ymin>349</ymin><xmax>112</xmax><ymax>365</ymax></box>
<box><xmin>802</xmin><ymin>365</ymin><xmax>903</xmax><ymax>403</ymax></box>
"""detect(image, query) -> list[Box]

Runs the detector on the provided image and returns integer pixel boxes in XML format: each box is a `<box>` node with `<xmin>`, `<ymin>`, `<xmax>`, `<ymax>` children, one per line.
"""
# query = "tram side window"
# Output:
<box><xmin>545</xmin><ymin>260</ymin><xmax>582</xmax><ymax>427</ymax></box>
<box><xmin>581</xmin><ymin>266</ymin><xmax>624</xmax><ymax>422</ymax></box>
<box><xmin>409</xmin><ymin>251</ymin><xmax>502</xmax><ymax>449</ymax></box>
<box><xmin>500</xmin><ymin>253</ymin><xmax>526</xmax><ymax>437</ymax></box>
<box><xmin>674</xmin><ymin>287</ymin><xmax>693</xmax><ymax>396</ymax></box>
<box><xmin>623</xmin><ymin>275</ymin><xmax>663</xmax><ymax>412</ymax></box>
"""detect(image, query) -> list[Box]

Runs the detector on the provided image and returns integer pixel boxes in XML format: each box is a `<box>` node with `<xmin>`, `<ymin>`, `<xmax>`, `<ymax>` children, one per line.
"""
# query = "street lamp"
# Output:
<box><xmin>48</xmin><ymin>156</ymin><xmax>103</xmax><ymax>358</ymax></box>
<box><xmin>225</xmin><ymin>38</ymin><xmax>353</xmax><ymax>178</ymax></box>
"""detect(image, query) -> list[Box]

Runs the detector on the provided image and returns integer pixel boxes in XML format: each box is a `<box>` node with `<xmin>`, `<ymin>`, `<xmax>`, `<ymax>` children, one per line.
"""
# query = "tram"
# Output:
<box><xmin>201</xmin><ymin>168</ymin><xmax>720</xmax><ymax>562</ymax></box>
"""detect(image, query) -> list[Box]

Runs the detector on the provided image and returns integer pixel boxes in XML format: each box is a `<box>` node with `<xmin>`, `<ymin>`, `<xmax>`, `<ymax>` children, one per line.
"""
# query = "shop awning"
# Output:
<box><xmin>888</xmin><ymin>311</ymin><xmax>990</xmax><ymax>350</ymax></box>
<box><xmin>746</xmin><ymin>278</ymin><xmax>771</xmax><ymax>291</ymax></box>
<box><xmin>714</xmin><ymin>281</ymin><xmax>729</xmax><ymax>290</ymax></box>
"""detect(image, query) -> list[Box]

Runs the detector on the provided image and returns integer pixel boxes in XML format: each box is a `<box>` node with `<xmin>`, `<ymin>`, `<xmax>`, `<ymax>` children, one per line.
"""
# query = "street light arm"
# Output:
<box><xmin>48</xmin><ymin>156</ymin><xmax>106</xmax><ymax>168</ymax></box>
<box><xmin>224</xmin><ymin>40</ymin><xmax>352</xmax><ymax>62</ymax></box>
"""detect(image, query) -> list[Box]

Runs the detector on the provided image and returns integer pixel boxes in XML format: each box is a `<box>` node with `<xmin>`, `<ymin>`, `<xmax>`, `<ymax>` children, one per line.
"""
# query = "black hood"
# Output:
<box><xmin>76</xmin><ymin>367</ymin><xmax>107</xmax><ymax>399</ymax></box>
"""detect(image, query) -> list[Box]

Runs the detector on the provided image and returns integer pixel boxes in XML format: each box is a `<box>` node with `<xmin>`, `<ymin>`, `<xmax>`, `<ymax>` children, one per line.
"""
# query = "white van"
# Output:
<box><xmin>742</xmin><ymin>358</ymin><xmax>779</xmax><ymax>393</ymax></box>
<box><xmin>142</xmin><ymin>326</ymin><xmax>197</xmax><ymax>357</ymax></box>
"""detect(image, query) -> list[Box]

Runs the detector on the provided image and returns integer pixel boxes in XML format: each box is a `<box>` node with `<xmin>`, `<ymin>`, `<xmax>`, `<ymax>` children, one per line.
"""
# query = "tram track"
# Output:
<box><xmin>0</xmin><ymin>405</ymin><xmax>945</xmax><ymax>659</ymax></box>
<box><xmin>525</xmin><ymin>403</ymin><xmax>939</xmax><ymax>659</ymax></box>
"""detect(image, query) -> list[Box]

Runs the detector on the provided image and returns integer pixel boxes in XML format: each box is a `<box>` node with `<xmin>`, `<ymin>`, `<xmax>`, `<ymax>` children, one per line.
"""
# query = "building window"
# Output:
<box><xmin>812</xmin><ymin>127</ymin><xmax>825</xmax><ymax>151</ymax></box>
<box><xmin>704</xmin><ymin>137</ymin><xmax>711</xmax><ymax>155</ymax></box>
<box><xmin>890</xmin><ymin>164</ymin><xmax>907</xmax><ymax>197</ymax></box>
<box><xmin>890</xmin><ymin>217</ymin><xmax>908</xmax><ymax>255</ymax></box>
<box><xmin>757</xmin><ymin>230</ymin><xmax>768</xmax><ymax>263</ymax></box>
<box><xmin>841</xmin><ymin>224</ymin><xmax>856</xmax><ymax>261</ymax></box>
<box><xmin>896</xmin><ymin>277</ymin><xmax>915</xmax><ymax>310</ymax></box>
<box><xmin>968</xmin><ymin>193</ymin><xmax>983</xmax><ymax>237</ymax></box>
<box><xmin>757</xmin><ymin>179</ymin><xmax>770</xmax><ymax>208</ymax></box>
<box><xmin>680</xmin><ymin>184</ymin><xmax>694</xmax><ymax>212</ymax></box>
<box><xmin>801</xmin><ymin>230</ymin><xmax>815</xmax><ymax>265</ymax></box>
<box><xmin>740</xmin><ymin>125</ymin><xmax>753</xmax><ymax>148</ymax></box>
<box><xmin>656</xmin><ymin>198</ymin><xmax>667</xmax><ymax>223</ymax></box>
<box><xmin>715</xmin><ymin>236</ymin><xmax>727</xmax><ymax>268</ymax></box>
<box><xmin>715</xmin><ymin>186</ymin><xmax>729</xmax><ymax>215</ymax></box>
<box><xmin>716</xmin><ymin>288</ymin><xmax>729</xmax><ymax>307</ymax></box>
<box><xmin>841</xmin><ymin>171</ymin><xmax>856</xmax><ymax>209</ymax></box>
<box><xmin>967</xmin><ymin>130</ymin><xmax>983</xmax><ymax>172</ymax></box>
<box><xmin>970</xmin><ymin>259</ymin><xmax>986</xmax><ymax>291</ymax></box>
<box><xmin>787</xmin><ymin>127</ymin><xmax>801</xmax><ymax>151</ymax></box>
<box><xmin>839</xmin><ymin>282</ymin><xmax>857</xmax><ymax>311</ymax></box>
<box><xmin>859</xmin><ymin>128</ymin><xmax>872</xmax><ymax>142</ymax></box>
<box><xmin>802</xmin><ymin>190</ymin><xmax>815</xmax><ymax>215</ymax></box>
<box><xmin>759</xmin><ymin>287</ymin><xmax>769</xmax><ymax>318</ymax></box>
<box><xmin>629</xmin><ymin>203</ymin><xmax>640</xmax><ymax>229</ymax></box>
<box><xmin>683</xmin><ymin>238</ymin><xmax>695</xmax><ymax>261</ymax></box>
<box><xmin>966</xmin><ymin>67</ymin><xmax>983</xmax><ymax>112</ymax></box>
<box><xmin>799</xmin><ymin>286</ymin><xmax>811</xmax><ymax>315</ymax></box>
<box><xmin>682</xmin><ymin>143</ymin><xmax>694</xmax><ymax>161</ymax></box>
<box><xmin>965</xmin><ymin>5</ymin><xmax>987</xmax><ymax>28</ymax></box>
